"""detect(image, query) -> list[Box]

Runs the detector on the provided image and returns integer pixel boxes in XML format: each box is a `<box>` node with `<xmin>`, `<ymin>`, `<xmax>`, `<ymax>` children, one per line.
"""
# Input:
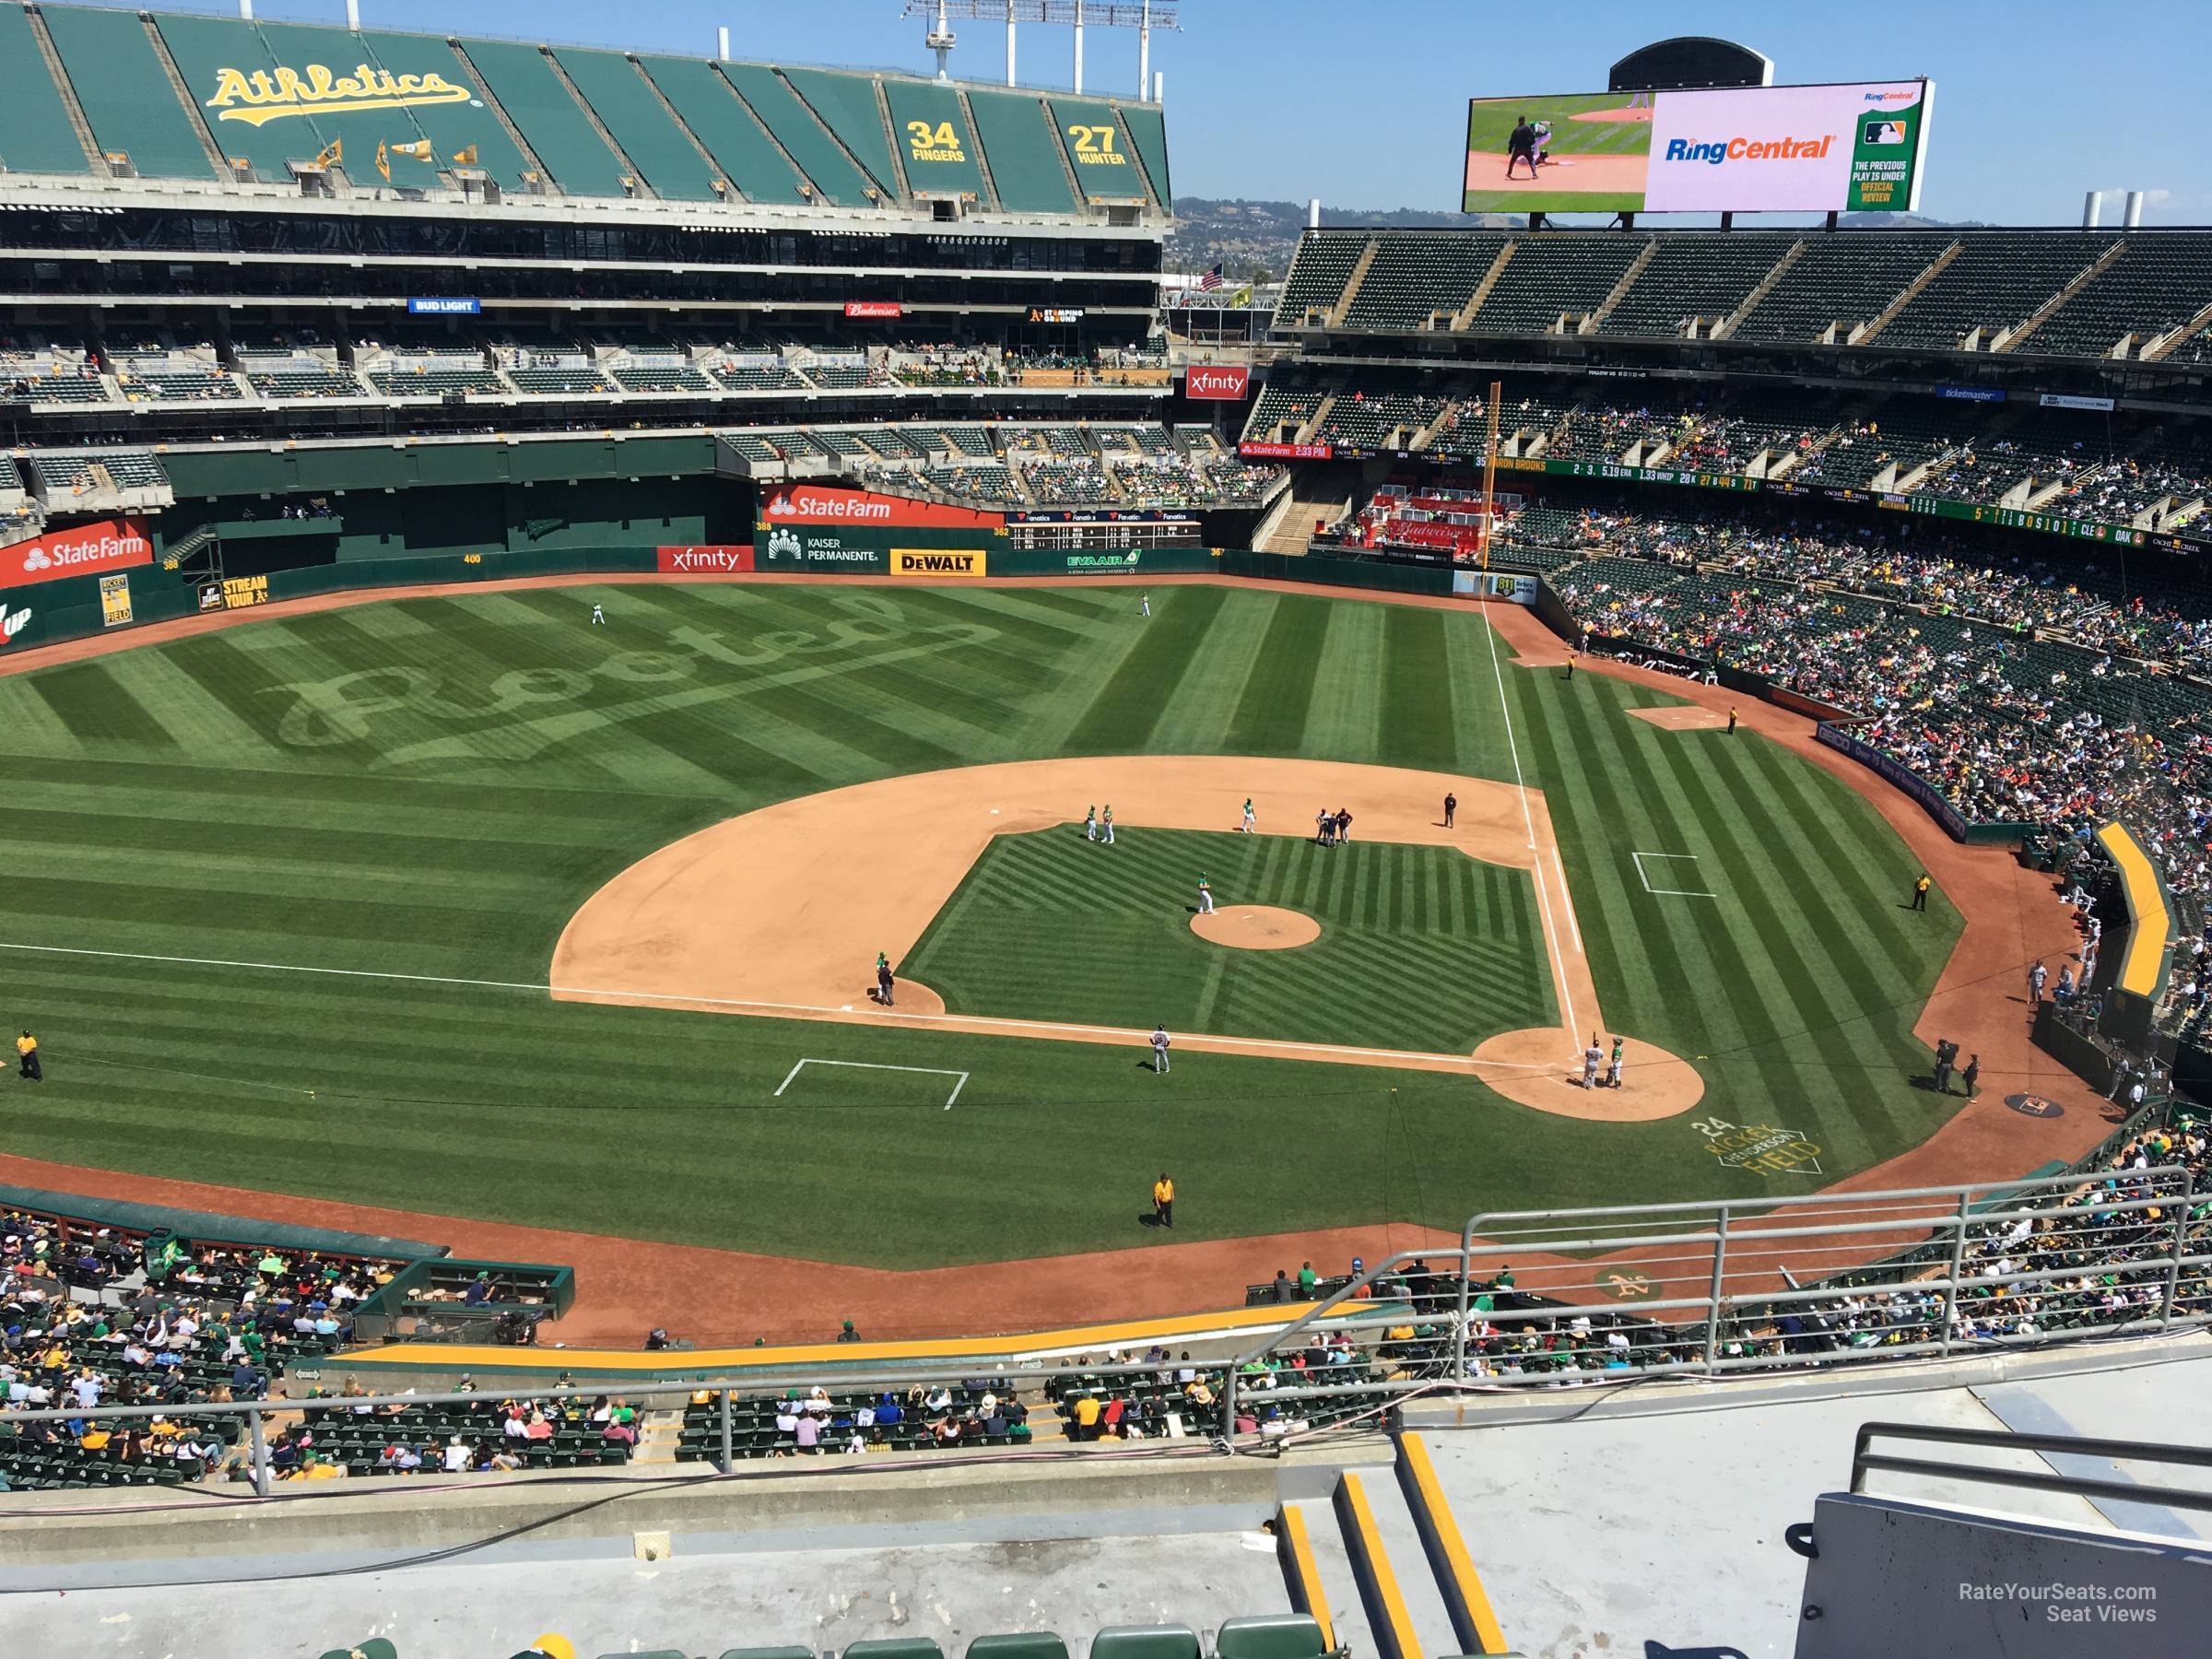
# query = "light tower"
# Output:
<box><xmin>924</xmin><ymin>0</ymin><xmax>958</xmax><ymax>80</ymax></box>
<box><xmin>900</xmin><ymin>3</ymin><xmax>1180</xmax><ymax>96</ymax></box>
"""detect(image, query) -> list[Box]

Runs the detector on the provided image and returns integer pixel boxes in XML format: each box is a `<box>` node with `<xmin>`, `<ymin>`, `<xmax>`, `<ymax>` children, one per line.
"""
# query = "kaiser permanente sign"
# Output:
<box><xmin>1</xmin><ymin>518</ymin><xmax>152</xmax><ymax>591</ymax></box>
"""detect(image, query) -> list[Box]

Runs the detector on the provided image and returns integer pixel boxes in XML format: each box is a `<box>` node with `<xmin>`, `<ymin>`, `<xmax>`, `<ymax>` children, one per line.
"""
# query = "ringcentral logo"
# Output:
<box><xmin>1664</xmin><ymin>135</ymin><xmax>1836</xmax><ymax>166</ymax></box>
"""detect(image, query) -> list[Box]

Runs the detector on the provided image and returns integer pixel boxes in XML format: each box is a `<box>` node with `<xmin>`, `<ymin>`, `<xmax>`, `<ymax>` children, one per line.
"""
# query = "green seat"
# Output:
<box><xmin>967</xmin><ymin>1636</ymin><xmax>1071</xmax><ymax>1659</ymax></box>
<box><xmin>598</xmin><ymin>1652</ymin><xmax>686</xmax><ymax>1659</ymax></box>
<box><xmin>721</xmin><ymin>1650</ymin><xmax>815</xmax><ymax>1659</ymax></box>
<box><xmin>1215</xmin><ymin>1615</ymin><xmax>1328</xmax><ymax>1659</ymax></box>
<box><xmin>845</xmin><ymin>1642</ymin><xmax>946</xmax><ymax>1659</ymax></box>
<box><xmin>1091</xmin><ymin>1629</ymin><xmax>1201</xmax><ymax>1659</ymax></box>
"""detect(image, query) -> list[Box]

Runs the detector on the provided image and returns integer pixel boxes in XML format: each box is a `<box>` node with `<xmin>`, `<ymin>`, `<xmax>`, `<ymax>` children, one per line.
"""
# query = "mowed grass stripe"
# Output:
<box><xmin>1223</xmin><ymin>593</ymin><xmax>1328</xmax><ymax>755</ymax></box>
<box><xmin>1377</xmin><ymin>606</ymin><xmax>1457</xmax><ymax>772</ymax></box>
<box><xmin>1060</xmin><ymin>584</ymin><xmax>1225</xmax><ymax>752</ymax></box>
<box><xmin>1300</xmin><ymin>599</ymin><xmax>1386</xmax><ymax>759</ymax></box>
<box><xmin>1147</xmin><ymin>590</ymin><xmax>1280</xmax><ymax>755</ymax></box>
<box><xmin>27</xmin><ymin>657</ymin><xmax>176</xmax><ymax>748</ymax></box>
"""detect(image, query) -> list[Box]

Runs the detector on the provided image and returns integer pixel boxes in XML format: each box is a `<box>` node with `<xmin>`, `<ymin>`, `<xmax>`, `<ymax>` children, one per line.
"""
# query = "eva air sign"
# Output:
<box><xmin>205</xmin><ymin>64</ymin><xmax>475</xmax><ymax>127</ymax></box>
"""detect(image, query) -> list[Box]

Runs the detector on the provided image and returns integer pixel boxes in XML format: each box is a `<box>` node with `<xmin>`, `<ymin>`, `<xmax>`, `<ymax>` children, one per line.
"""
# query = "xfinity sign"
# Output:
<box><xmin>1185</xmin><ymin>365</ymin><xmax>1251</xmax><ymax>402</ymax></box>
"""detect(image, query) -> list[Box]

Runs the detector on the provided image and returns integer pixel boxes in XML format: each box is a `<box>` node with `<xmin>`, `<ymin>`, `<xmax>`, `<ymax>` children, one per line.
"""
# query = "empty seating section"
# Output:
<box><xmin>720</xmin><ymin>431</ymin><xmax>781</xmax><ymax>463</ymax></box>
<box><xmin>1118</xmin><ymin>103</ymin><xmax>1172</xmax><ymax>209</ymax></box>
<box><xmin>718</xmin><ymin>64</ymin><xmax>877</xmax><ymax>207</ymax></box>
<box><xmin>749</xmin><ymin>431</ymin><xmax>812</xmax><ymax>461</ymax></box>
<box><xmin>553</xmin><ymin>48</ymin><xmax>720</xmax><ymax>201</ymax></box>
<box><xmin>1729</xmin><ymin>232</ymin><xmax>1948</xmax><ymax>341</ymax></box>
<box><xmin>882</xmin><ymin>79</ymin><xmax>987</xmax><ymax>202</ymax></box>
<box><xmin>712</xmin><ymin>359</ymin><xmax>808</xmax><ymax>392</ymax></box>
<box><xmin>241</xmin><ymin>358</ymin><xmax>366</xmax><ymax>399</ymax></box>
<box><xmin>967</xmin><ymin>88</ymin><xmax>1077</xmax><ymax>213</ymax></box>
<box><xmin>505</xmin><ymin>359</ymin><xmax>616</xmax><ymax>394</ymax></box>
<box><xmin>2032</xmin><ymin>237</ymin><xmax>2212</xmax><ymax>357</ymax></box>
<box><xmin>0</xmin><ymin>3</ymin><xmax>92</xmax><ymax>175</ymax></box>
<box><xmin>636</xmin><ymin>56</ymin><xmax>807</xmax><ymax>206</ymax></box>
<box><xmin>781</xmin><ymin>68</ymin><xmax>900</xmax><ymax>196</ymax></box>
<box><xmin>460</xmin><ymin>39</ymin><xmax>629</xmax><ymax>199</ymax></box>
<box><xmin>120</xmin><ymin>367</ymin><xmax>241</xmax><ymax>402</ymax></box>
<box><xmin>1599</xmin><ymin>235</ymin><xmax>1795</xmax><ymax>336</ymax></box>
<box><xmin>806</xmin><ymin>359</ymin><xmax>884</xmax><ymax>390</ymax></box>
<box><xmin>367</xmin><ymin>358</ymin><xmax>505</xmax><ymax>397</ymax></box>
<box><xmin>100</xmin><ymin>451</ymin><xmax>168</xmax><ymax>489</ymax></box>
<box><xmin>39</xmin><ymin>4</ymin><xmax>215</xmax><ymax>180</ymax></box>
<box><xmin>1466</xmin><ymin>237</ymin><xmax>1643</xmax><ymax>334</ymax></box>
<box><xmin>610</xmin><ymin>362</ymin><xmax>717</xmax><ymax>394</ymax></box>
<box><xmin>856</xmin><ymin>429</ymin><xmax>922</xmax><ymax>459</ymax></box>
<box><xmin>354</xmin><ymin>29</ymin><xmax>532</xmax><ymax>191</ymax></box>
<box><xmin>1341</xmin><ymin>233</ymin><xmax>1504</xmax><ymax>330</ymax></box>
<box><xmin>809</xmin><ymin>430</ymin><xmax>867</xmax><ymax>458</ymax></box>
<box><xmin>1245</xmin><ymin>385</ymin><xmax>1318</xmax><ymax>442</ymax></box>
<box><xmin>6</xmin><ymin>366</ymin><xmax>108</xmax><ymax>403</ymax></box>
<box><xmin>898</xmin><ymin>427</ymin><xmax>947</xmax><ymax>453</ymax></box>
<box><xmin>1877</xmin><ymin>233</ymin><xmax>2112</xmax><ymax>350</ymax></box>
<box><xmin>943</xmin><ymin>426</ymin><xmax>997</xmax><ymax>457</ymax></box>
<box><xmin>1274</xmin><ymin>232</ymin><xmax>1370</xmax><ymax>325</ymax></box>
<box><xmin>28</xmin><ymin>450</ymin><xmax>164</xmax><ymax>494</ymax></box>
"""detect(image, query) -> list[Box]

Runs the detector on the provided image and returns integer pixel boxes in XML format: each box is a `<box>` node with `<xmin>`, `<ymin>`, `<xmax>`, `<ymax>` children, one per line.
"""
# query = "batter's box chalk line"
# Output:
<box><xmin>774</xmin><ymin>1056</ymin><xmax>971</xmax><ymax>1110</ymax></box>
<box><xmin>1631</xmin><ymin>851</ymin><xmax>1716</xmax><ymax>900</ymax></box>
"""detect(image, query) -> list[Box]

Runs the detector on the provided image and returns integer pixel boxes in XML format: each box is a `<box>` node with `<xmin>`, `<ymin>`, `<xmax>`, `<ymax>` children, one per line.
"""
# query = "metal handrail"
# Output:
<box><xmin>1851</xmin><ymin>1421</ymin><xmax>2212</xmax><ymax>1518</ymax></box>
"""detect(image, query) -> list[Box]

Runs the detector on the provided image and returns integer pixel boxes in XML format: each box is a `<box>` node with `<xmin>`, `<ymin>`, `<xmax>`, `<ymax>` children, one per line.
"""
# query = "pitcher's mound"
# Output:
<box><xmin>1191</xmin><ymin>906</ymin><xmax>1321</xmax><ymax>951</ymax></box>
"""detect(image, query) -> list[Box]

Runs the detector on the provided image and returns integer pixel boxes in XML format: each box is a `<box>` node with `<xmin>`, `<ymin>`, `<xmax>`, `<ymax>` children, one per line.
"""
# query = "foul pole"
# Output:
<box><xmin>1479</xmin><ymin>379</ymin><xmax>1501</xmax><ymax>575</ymax></box>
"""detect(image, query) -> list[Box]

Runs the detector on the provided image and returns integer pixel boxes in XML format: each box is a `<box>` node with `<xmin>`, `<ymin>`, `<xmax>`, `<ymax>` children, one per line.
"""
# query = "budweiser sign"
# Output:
<box><xmin>843</xmin><ymin>300</ymin><xmax>902</xmax><ymax>320</ymax></box>
<box><xmin>656</xmin><ymin>546</ymin><xmax>756</xmax><ymax>574</ymax></box>
<box><xmin>0</xmin><ymin>517</ymin><xmax>153</xmax><ymax>591</ymax></box>
<box><xmin>1184</xmin><ymin>364</ymin><xmax>1250</xmax><ymax>401</ymax></box>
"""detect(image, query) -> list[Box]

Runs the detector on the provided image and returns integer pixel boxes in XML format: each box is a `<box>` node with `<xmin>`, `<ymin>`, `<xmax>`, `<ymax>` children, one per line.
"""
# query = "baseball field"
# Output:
<box><xmin>1462</xmin><ymin>92</ymin><xmax>1654</xmax><ymax>214</ymax></box>
<box><xmin>0</xmin><ymin>577</ymin><xmax>1972</xmax><ymax>1273</ymax></box>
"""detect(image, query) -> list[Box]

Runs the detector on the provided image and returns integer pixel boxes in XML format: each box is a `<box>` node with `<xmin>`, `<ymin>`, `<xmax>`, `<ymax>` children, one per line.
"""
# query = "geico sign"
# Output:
<box><xmin>1</xmin><ymin>518</ymin><xmax>153</xmax><ymax>591</ymax></box>
<box><xmin>1184</xmin><ymin>365</ymin><xmax>1251</xmax><ymax>401</ymax></box>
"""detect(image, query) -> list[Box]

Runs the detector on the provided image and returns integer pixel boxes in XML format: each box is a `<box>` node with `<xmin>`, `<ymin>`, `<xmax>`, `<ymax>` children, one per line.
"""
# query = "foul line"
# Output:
<box><xmin>1552</xmin><ymin>850</ymin><xmax>1583</xmax><ymax>954</ymax></box>
<box><xmin>775</xmin><ymin>1056</ymin><xmax>970</xmax><ymax>1110</ymax></box>
<box><xmin>1632</xmin><ymin>851</ymin><xmax>1716</xmax><ymax>900</ymax></box>
<box><xmin>0</xmin><ymin>940</ymin><xmax>1561</xmax><ymax>1075</ymax></box>
<box><xmin>1483</xmin><ymin>613</ymin><xmax>1578</xmax><ymax>1038</ymax></box>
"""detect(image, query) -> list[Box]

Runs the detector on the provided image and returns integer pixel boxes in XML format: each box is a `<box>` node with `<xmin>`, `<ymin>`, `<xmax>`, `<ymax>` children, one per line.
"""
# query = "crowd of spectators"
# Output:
<box><xmin>1543</xmin><ymin>500</ymin><xmax>2212</xmax><ymax>1030</ymax></box>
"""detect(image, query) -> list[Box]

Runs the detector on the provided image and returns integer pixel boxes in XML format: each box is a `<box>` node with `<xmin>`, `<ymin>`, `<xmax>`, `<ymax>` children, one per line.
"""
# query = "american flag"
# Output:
<box><xmin>1197</xmin><ymin>262</ymin><xmax>1224</xmax><ymax>291</ymax></box>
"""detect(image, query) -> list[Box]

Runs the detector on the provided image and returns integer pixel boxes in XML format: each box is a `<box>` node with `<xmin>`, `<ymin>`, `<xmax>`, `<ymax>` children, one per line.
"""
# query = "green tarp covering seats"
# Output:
<box><xmin>1214</xmin><ymin>1616</ymin><xmax>1328</xmax><ymax>1659</ymax></box>
<box><xmin>1090</xmin><ymin>1629</ymin><xmax>1201</xmax><ymax>1659</ymax></box>
<box><xmin>966</xmin><ymin>1636</ymin><xmax>1072</xmax><ymax>1659</ymax></box>
<box><xmin>719</xmin><ymin>1649</ymin><xmax>816</xmax><ymax>1659</ymax></box>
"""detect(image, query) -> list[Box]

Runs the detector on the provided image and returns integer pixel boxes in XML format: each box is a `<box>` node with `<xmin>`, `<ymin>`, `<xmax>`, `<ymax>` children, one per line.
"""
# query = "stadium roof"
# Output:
<box><xmin>0</xmin><ymin>3</ymin><xmax>1171</xmax><ymax>223</ymax></box>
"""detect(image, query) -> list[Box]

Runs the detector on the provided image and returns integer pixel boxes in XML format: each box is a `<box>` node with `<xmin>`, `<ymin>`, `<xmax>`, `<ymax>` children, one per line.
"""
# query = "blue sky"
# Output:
<box><xmin>124</xmin><ymin>0</ymin><xmax>2208</xmax><ymax>223</ymax></box>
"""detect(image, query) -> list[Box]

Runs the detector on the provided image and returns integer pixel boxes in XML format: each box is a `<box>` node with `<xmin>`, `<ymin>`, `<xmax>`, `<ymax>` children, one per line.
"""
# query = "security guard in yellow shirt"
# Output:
<box><xmin>1151</xmin><ymin>1173</ymin><xmax>1174</xmax><ymax>1230</ymax></box>
<box><xmin>15</xmin><ymin>1030</ymin><xmax>40</xmax><ymax>1082</ymax></box>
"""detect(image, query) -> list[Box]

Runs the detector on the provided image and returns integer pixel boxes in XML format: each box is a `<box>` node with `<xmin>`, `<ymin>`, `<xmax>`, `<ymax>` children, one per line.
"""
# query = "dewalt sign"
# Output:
<box><xmin>890</xmin><ymin>549</ymin><xmax>988</xmax><ymax>579</ymax></box>
<box><xmin>205</xmin><ymin>64</ymin><xmax>475</xmax><ymax>128</ymax></box>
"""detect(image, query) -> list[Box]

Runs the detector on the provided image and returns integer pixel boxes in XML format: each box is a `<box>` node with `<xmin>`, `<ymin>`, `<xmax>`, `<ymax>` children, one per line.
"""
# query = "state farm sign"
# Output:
<box><xmin>656</xmin><ymin>545</ymin><xmax>755</xmax><ymax>574</ymax></box>
<box><xmin>1239</xmin><ymin>440</ymin><xmax>1335</xmax><ymax>462</ymax></box>
<box><xmin>0</xmin><ymin>517</ymin><xmax>153</xmax><ymax>590</ymax></box>
<box><xmin>1184</xmin><ymin>364</ymin><xmax>1251</xmax><ymax>401</ymax></box>
<box><xmin>762</xmin><ymin>486</ymin><xmax>1000</xmax><ymax>530</ymax></box>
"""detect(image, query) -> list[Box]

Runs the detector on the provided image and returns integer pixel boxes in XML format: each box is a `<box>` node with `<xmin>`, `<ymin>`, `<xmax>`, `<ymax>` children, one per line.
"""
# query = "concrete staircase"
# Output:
<box><xmin>1451</xmin><ymin>242</ymin><xmax>1517</xmax><ymax>332</ymax></box>
<box><xmin>1853</xmin><ymin>240</ymin><xmax>1963</xmax><ymax>345</ymax></box>
<box><xmin>1278</xmin><ymin>1434</ymin><xmax>1513</xmax><ymax>1659</ymax></box>
<box><xmin>633</xmin><ymin>1408</ymin><xmax>685</xmax><ymax>1469</ymax></box>
<box><xmin>25</xmin><ymin>8</ymin><xmax>102</xmax><ymax>173</ymax></box>
<box><xmin>1713</xmin><ymin>239</ymin><xmax>1806</xmax><ymax>340</ymax></box>
<box><xmin>1325</xmin><ymin>242</ymin><xmax>1382</xmax><ymax>329</ymax></box>
<box><xmin>1578</xmin><ymin>240</ymin><xmax>1659</xmax><ymax>335</ymax></box>
<box><xmin>1994</xmin><ymin>239</ymin><xmax>2129</xmax><ymax>353</ymax></box>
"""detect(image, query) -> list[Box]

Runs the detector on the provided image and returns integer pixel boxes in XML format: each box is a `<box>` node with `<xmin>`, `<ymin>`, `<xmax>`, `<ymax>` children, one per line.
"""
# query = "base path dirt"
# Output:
<box><xmin>1464</xmin><ymin>151</ymin><xmax>1651</xmax><ymax>197</ymax></box>
<box><xmin>1191</xmin><ymin>906</ymin><xmax>1321</xmax><ymax>950</ymax></box>
<box><xmin>553</xmin><ymin>754</ymin><xmax>1702</xmax><ymax>1120</ymax></box>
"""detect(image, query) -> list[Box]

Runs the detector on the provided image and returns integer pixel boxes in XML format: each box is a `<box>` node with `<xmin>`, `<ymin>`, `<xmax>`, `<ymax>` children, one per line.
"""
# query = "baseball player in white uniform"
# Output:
<box><xmin>590</xmin><ymin>603</ymin><xmax>606</xmax><ymax>626</ymax></box>
<box><xmin>1141</xmin><ymin>593</ymin><xmax>1151</xmax><ymax>618</ymax></box>
<box><xmin>1101</xmin><ymin>805</ymin><xmax>1115</xmax><ymax>845</ymax></box>
<box><xmin>1196</xmin><ymin>877</ymin><xmax>1215</xmax><ymax>914</ymax></box>
<box><xmin>1084</xmin><ymin>806</ymin><xmax>1098</xmax><ymax>841</ymax></box>
<box><xmin>1582</xmin><ymin>1038</ymin><xmax>1603</xmax><ymax>1089</ymax></box>
<box><xmin>1241</xmin><ymin>798</ymin><xmax>1256</xmax><ymax>833</ymax></box>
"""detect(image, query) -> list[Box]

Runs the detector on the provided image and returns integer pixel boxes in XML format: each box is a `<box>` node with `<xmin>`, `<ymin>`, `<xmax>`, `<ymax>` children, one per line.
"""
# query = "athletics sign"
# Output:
<box><xmin>0</xmin><ymin>517</ymin><xmax>152</xmax><ymax>591</ymax></box>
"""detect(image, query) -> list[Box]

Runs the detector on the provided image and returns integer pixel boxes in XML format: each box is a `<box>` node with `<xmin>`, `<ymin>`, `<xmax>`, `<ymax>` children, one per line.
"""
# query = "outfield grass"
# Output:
<box><xmin>0</xmin><ymin>582</ymin><xmax>1964</xmax><ymax>1265</ymax></box>
<box><xmin>905</xmin><ymin>826</ymin><xmax>1553</xmax><ymax>1053</ymax></box>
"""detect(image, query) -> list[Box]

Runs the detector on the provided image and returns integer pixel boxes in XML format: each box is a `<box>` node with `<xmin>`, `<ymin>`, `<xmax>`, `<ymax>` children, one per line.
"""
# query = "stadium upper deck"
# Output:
<box><xmin>0</xmin><ymin>2</ymin><xmax>1170</xmax><ymax>226</ymax></box>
